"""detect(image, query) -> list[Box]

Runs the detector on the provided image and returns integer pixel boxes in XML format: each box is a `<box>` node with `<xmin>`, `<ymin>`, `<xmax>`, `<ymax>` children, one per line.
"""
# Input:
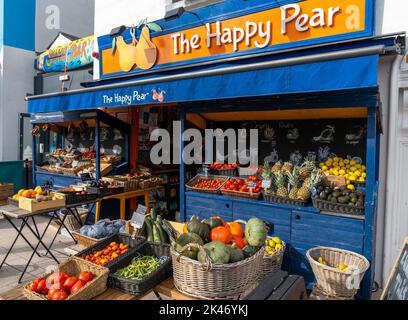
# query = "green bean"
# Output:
<box><xmin>114</xmin><ymin>254</ymin><xmax>159</xmax><ymax>281</ymax></box>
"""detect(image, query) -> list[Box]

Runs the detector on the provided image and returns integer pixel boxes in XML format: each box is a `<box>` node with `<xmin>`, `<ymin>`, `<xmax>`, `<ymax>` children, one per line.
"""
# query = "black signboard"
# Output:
<box><xmin>382</xmin><ymin>238</ymin><xmax>408</xmax><ymax>300</ymax></box>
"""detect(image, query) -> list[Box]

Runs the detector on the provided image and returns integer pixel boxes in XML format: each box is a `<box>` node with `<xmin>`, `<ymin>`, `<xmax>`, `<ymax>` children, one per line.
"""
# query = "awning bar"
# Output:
<box><xmin>26</xmin><ymin>45</ymin><xmax>385</xmax><ymax>101</ymax></box>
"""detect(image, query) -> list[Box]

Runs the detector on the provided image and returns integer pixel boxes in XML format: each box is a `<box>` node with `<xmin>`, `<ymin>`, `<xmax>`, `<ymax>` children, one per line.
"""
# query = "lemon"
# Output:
<box><xmin>359</xmin><ymin>177</ymin><xmax>365</xmax><ymax>182</ymax></box>
<box><xmin>322</xmin><ymin>165</ymin><xmax>328</xmax><ymax>171</ymax></box>
<box><xmin>265</xmin><ymin>240</ymin><xmax>269</xmax><ymax>246</ymax></box>
<box><xmin>339</xmin><ymin>170</ymin><xmax>346</xmax><ymax>176</ymax></box>
<box><xmin>347</xmin><ymin>184</ymin><xmax>355</xmax><ymax>191</ymax></box>
<box><xmin>272</xmin><ymin>237</ymin><xmax>282</xmax><ymax>245</ymax></box>
<box><xmin>346</xmin><ymin>164</ymin><xmax>351</xmax><ymax>169</ymax></box>
<box><xmin>346</xmin><ymin>179</ymin><xmax>351</xmax><ymax>185</ymax></box>
<box><xmin>275</xmin><ymin>244</ymin><xmax>283</xmax><ymax>251</ymax></box>
<box><xmin>361</xmin><ymin>173</ymin><xmax>366</xmax><ymax>178</ymax></box>
<box><xmin>350</xmin><ymin>160</ymin><xmax>356</xmax><ymax>166</ymax></box>
<box><xmin>354</xmin><ymin>170</ymin><xmax>361</xmax><ymax>177</ymax></box>
<box><xmin>333</xmin><ymin>162</ymin><xmax>339</xmax><ymax>168</ymax></box>
<box><xmin>355</xmin><ymin>164</ymin><xmax>361</xmax><ymax>169</ymax></box>
<box><xmin>268</xmin><ymin>240</ymin><xmax>276</xmax><ymax>248</ymax></box>
<box><xmin>349</xmin><ymin>175</ymin><xmax>356</xmax><ymax>181</ymax></box>
<box><xmin>332</xmin><ymin>170</ymin><xmax>339</xmax><ymax>176</ymax></box>
<box><xmin>344</xmin><ymin>159</ymin><xmax>350</xmax><ymax>164</ymax></box>
<box><xmin>361</xmin><ymin>165</ymin><xmax>366</xmax><ymax>171</ymax></box>
<box><xmin>338</xmin><ymin>263</ymin><xmax>347</xmax><ymax>270</ymax></box>
<box><xmin>333</xmin><ymin>157</ymin><xmax>339</xmax><ymax>162</ymax></box>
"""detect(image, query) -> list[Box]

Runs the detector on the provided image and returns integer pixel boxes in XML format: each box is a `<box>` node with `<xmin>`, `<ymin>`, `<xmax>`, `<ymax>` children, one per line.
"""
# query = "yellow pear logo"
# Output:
<box><xmin>112</xmin><ymin>19</ymin><xmax>161</xmax><ymax>72</ymax></box>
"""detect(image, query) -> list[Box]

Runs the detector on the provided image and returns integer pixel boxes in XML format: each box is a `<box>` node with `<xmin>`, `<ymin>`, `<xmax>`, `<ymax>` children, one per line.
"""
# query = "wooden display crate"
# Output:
<box><xmin>0</xmin><ymin>183</ymin><xmax>14</xmax><ymax>201</ymax></box>
<box><xmin>18</xmin><ymin>193</ymin><xmax>66</xmax><ymax>212</ymax></box>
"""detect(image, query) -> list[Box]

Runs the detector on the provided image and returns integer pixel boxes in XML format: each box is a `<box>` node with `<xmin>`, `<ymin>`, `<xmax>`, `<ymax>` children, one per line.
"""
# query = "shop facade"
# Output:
<box><xmin>25</xmin><ymin>0</ymin><xmax>407</xmax><ymax>299</ymax></box>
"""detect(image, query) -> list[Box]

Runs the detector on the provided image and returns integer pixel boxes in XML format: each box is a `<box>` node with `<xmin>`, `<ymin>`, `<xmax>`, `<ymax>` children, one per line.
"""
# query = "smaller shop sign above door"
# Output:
<box><xmin>36</xmin><ymin>36</ymin><xmax>95</xmax><ymax>73</ymax></box>
<box><xmin>99</xmin><ymin>0</ymin><xmax>374</xmax><ymax>78</ymax></box>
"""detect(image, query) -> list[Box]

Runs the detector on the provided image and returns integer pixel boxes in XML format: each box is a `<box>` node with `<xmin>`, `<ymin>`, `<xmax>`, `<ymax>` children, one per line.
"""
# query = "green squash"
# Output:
<box><xmin>245</xmin><ymin>217</ymin><xmax>267</xmax><ymax>247</ymax></box>
<box><xmin>243</xmin><ymin>245</ymin><xmax>260</xmax><ymax>258</ymax></box>
<box><xmin>198</xmin><ymin>241</ymin><xmax>230</xmax><ymax>264</ymax></box>
<box><xmin>175</xmin><ymin>233</ymin><xmax>204</xmax><ymax>260</ymax></box>
<box><xmin>202</xmin><ymin>217</ymin><xmax>224</xmax><ymax>229</ymax></box>
<box><xmin>229</xmin><ymin>247</ymin><xmax>245</xmax><ymax>263</ymax></box>
<box><xmin>187</xmin><ymin>219</ymin><xmax>210</xmax><ymax>242</ymax></box>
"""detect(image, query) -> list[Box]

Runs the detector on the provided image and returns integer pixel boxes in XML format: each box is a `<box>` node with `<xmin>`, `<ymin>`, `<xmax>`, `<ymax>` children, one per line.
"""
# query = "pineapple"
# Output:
<box><xmin>272</xmin><ymin>161</ymin><xmax>283</xmax><ymax>173</ymax></box>
<box><xmin>275</xmin><ymin>171</ymin><xmax>288</xmax><ymax>198</ymax></box>
<box><xmin>261</xmin><ymin>162</ymin><xmax>273</xmax><ymax>181</ymax></box>
<box><xmin>264</xmin><ymin>174</ymin><xmax>277</xmax><ymax>196</ymax></box>
<box><xmin>299</xmin><ymin>156</ymin><xmax>316</xmax><ymax>180</ymax></box>
<box><xmin>282</xmin><ymin>162</ymin><xmax>294</xmax><ymax>175</ymax></box>
<box><xmin>297</xmin><ymin>169</ymin><xmax>323</xmax><ymax>200</ymax></box>
<box><xmin>288</xmin><ymin>167</ymin><xmax>301</xmax><ymax>199</ymax></box>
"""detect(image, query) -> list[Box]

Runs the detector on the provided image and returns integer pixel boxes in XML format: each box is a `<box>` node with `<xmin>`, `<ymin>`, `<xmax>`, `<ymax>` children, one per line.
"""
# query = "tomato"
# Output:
<box><xmin>254</xmin><ymin>187</ymin><xmax>261</xmax><ymax>193</ymax></box>
<box><xmin>78</xmin><ymin>271</ymin><xmax>94</xmax><ymax>283</ymax></box>
<box><xmin>48</xmin><ymin>284</ymin><xmax>63</xmax><ymax>300</ymax></box>
<box><xmin>63</xmin><ymin>276</ymin><xmax>78</xmax><ymax>292</ymax></box>
<box><xmin>28</xmin><ymin>281</ymin><xmax>39</xmax><ymax>293</ymax></box>
<box><xmin>51</xmin><ymin>290</ymin><xmax>69</xmax><ymax>301</ymax></box>
<box><xmin>71</xmin><ymin>280</ymin><xmax>85</xmax><ymax>295</ymax></box>
<box><xmin>36</xmin><ymin>279</ymin><xmax>48</xmax><ymax>294</ymax></box>
<box><xmin>236</xmin><ymin>178</ymin><xmax>243</xmax><ymax>185</ymax></box>
<box><xmin>46</xmin><ymin>272</ymin><xmax>68</xmax><ymax>287</ymax></box>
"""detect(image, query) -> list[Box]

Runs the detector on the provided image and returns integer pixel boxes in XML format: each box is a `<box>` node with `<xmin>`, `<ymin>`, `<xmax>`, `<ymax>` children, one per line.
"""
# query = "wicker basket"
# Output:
<box><xmin>259</xmin><ymin>239</ymin><xmax>286</xmax><ymax>280</ymax></box>
<box><xmin>72</xmin><ymin>230</ymin><xmax>107</xmax><ymax>247</ymax></box>
<box><xmin>59</xmin><ymin>208</ymin><xmax>89</xmax><ymax>231</ymax></box>
<box><xmin>108</xmin><ymin>242</ymin><xmax>172</xmax><ymax>295</ymax></box>
<box><xmin>75</xmin><ymin>234</ymin><xmax>145</xmax><ymax>269</ymax></box>
<box><xmin>185</xmin><ymin>175</ymin><xmax>228</xmax><ymax>194</ymax></box>
<box><xmin>312</xmin><ymin>198</ymin><xmax>364</xmax><ymax>216</ymax></box>
<box><xmin>171</xmin><ymin>242</ymin><xmax>264</xmax><ymax>300</ymax></box>
<box><xmin>23</xmin><ymin>256</ymin><xmax>109</xmax><ymax>300</ymax></box>
<box><xmin>263</xmin><ymin>193</ymin><xmax>308</xmax><ymax>207</ymax></box>
<box><xmin>306</xmin><ymin>246</ymin><xmax>370</xmax><ymax>298</ymax></box>
<box><xmin>220</xmin><ymin>189</ymin><xmax>261</xmax><ymax>199</ymax></box>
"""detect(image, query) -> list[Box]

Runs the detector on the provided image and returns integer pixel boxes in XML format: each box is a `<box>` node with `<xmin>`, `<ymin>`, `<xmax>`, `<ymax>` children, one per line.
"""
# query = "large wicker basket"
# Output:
<box><xmin>306</xmin><ymin>247</ymin><xmax>370</xmax><ymax>298</ymax></box>
<box><xmin>171</xmin><ymin>243</ymin><xmax>264</xmax><ymax>300</ymax></box>
<box><xmin>259</xmin><ymin>239</ymin><xmax>286</xmax><ymax>280</ymax></box>
<box><xmin>23</xmin><ymin>256</ymin><xmax>109</xmax><ymax>300</ymax></box>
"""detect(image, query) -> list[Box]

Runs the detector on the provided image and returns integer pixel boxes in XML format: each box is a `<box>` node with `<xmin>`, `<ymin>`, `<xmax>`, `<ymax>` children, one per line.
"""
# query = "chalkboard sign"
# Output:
<box><xmin>215</xmin><ymin>119</ymin><xmax>367</xmax><ymax>165</ymax></box>
<box><xmin>382</xmin><ymin>237</ymin><xmax>408</xmax><ymax>300</ymax></box>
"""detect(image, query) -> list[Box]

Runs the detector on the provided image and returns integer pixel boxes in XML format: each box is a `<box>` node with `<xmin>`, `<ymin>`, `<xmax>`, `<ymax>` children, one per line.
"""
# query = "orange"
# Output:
<box><xmin>22</xmin><ymin>190</ymin><xmax>32</xmax><ymax>198</ymax></box>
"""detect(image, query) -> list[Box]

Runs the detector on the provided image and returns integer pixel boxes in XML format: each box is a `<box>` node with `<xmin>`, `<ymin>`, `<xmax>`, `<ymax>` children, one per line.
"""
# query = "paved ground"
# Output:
<box><xmin>0</xmin><ymin>215</ymin><xmax>161</xmax><ymax>299</ymax></box>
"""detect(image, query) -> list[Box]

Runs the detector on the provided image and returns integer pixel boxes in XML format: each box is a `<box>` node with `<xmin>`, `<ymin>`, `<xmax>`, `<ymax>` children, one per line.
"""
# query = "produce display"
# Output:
<box><xmin>27</xmin><ymin>271</ymin><xmax>95</xmax><ymax>300</ymax></box>
<box><xmin>114</xmin><ymin>254</ymin><xmax>160</xmax><ymax>281</ymax></box>
<box><xmin>210</xmin><ymin>162</ymin><xmax>239</xmax><ymax>170</ymax></box>
<box><xmin>81</xmin><ymin>241</ymin><xmax>129</xmax><ymax>266</ymax></box>
<box><xmin>319</xmin><ymin>156</ymin><xmax>366</xmax><ymax>184</ymax></box>
<box><xmin>317</xmin><ymin>256</ymin><xmax>349</xmax><ymax>271</ymax></box>
<box><xmin>264</xmin><ymin>237</ymin><xmax>284</xmax><ymax>255</ymax></box>
<box><xmin>174</xmin><ymin>216</ymin><xmax>267</xmax><ymax>264</ymax></box>
<box><xmin>78</xmin><ymin>219</ymin><xmax>126</xmax><ymax>239</ymax></box>
<box><xmin>12</xmin><ymin>186</ymin><xmax>52</xmax><ymax>202</ymax></box>
<box><xmin>191</xmin><ymin>178</ymin><xmax>225</xmax><ymax>190</ymax></box>
<box><xmin>262</xmin><ymin>157</ymin><xmax>323</xmax><ymax>201</ymax></box>
<box><xmin>222</xmin><ymin>176</ymin><xmax>262</xmax><ymax>193</ymax></box>
<box><xmin>145</xmin><ymin>209</ymin><xmax>170</xmax><ymax>244</ymax></box>
<box><xmin>313</xmin><ymin>185</ymin><xmax>365</xmax><ymax>208</ymax></box>
<box><xmin>87</xmin><ymin>179</ymin><xmax>118</xmax><ymax>190</ymax></box>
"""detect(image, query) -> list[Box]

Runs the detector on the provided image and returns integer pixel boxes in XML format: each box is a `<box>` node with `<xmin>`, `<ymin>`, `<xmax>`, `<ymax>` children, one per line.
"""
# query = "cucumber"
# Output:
<box><xmin>150</xmin><ymin>208</ymin><xmax>157</xmax><ymax>221</ymax></box>
<box><xmin>156</xmin><ymin>221</ymin><xmax>169</xmax><ymax>244</ymax></box>
<box><xmin>145</xmin><ymin>217</ymin><xmax>154</xmax><ymax>242</ymax></box>
<box><xmin>153</xmin><ymin>223</ymin><xmax>162</xmax><ymax>244</ymax></box>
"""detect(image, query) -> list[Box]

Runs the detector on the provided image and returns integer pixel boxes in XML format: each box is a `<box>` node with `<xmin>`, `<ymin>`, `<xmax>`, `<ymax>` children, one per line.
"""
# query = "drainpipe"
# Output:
<box><xmin>382</xmin><ymin>54</ymin><xmax>403</xmax><ymax>285</ymax></box>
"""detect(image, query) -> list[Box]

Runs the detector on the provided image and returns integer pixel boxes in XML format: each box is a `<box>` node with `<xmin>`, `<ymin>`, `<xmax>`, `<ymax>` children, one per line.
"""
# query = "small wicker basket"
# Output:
<box><xmin>306</xmin><ymin>246</ymin><xmax>370</xmax><ymax>298</ymax></box>
<box><xmin>259</xmin><ymin>239</ymin><xmax>286</xmax><ymax>280</ymax></box>
<box><xmin>23</xmin><ymin>256</ymin><xmax>109</xmax><ymax>300</ymax></box>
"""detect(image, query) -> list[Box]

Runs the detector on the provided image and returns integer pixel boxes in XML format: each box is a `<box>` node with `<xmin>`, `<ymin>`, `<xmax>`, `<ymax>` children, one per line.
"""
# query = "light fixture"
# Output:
<box><xmin>165</xmin><ymin>7</ymin><xmax>185</xmax><ymax>20</ymax></box>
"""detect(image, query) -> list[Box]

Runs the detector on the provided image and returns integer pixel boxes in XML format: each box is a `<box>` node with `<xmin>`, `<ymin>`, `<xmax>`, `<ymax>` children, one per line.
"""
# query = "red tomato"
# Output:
<box><xmin>46</xmin><ymin>272</ymin><xmax>68</xmax><ymax>287</ymax></box>
<box><xmin>63</xmin><ymin>276</ymin><xmax>78</xmax><ymax>292</ymax></box>
<box><xmin>51</xmin><ymin>290</ymin><xmax>69</xmax><ymax>301</ymax></box>
<box><xmin>70</xmin><ymin>280</ymin><xmax>85</xmax><ymax>295</ymax></box>
<box><xmin>254</xmin><ymin>187</ymin><xmax>261</xmax><ymax>193</ymax></box>
<box><xmin>37</xmin><ymin>279</ymin><xmax>48</xmax><ymax>294</ymax></box>
<box><xmin>48</xmin><ymin>285</ymin><xmax>63</xmax><ymax>300</ymax></box>
<box><xmin>28</xmin><ymin>281</ymin><xmax>39</xmax><ymax>293</ymax></box>
<box><xmin>236</xmin><ymin>178</ymin><xmax>243</xmax><ymax>185</ymax></box>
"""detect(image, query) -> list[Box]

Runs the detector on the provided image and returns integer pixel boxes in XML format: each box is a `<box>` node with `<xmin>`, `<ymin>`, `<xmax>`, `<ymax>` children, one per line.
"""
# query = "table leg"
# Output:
<box><xmin>153</xmin><ymin>291</ymin><xmax>163</xmax><ymax>300</ymax></box>
<box><xmin>145</xmin><ymin>192</ymin><xmax>150</xmax><ymax>214</ymax></box>
<box><xmin>95</xmin><ymin>201</ymin><xmax>101</xmax><ymax>224</ymax></box>
<box><xmin>45</xmin><ymin>211</ymin><xmax>77</xmax><ymax>256</ymax></box>
<box><xmin>120</xmin><ymin>198</ymin><xmax>126</xmax><ymax>220</ymax></box>
<box><xmin>0</xmin><ymin>216</ymin><xmax>42</xmax><ymax>270</ymax></box>
<box><xmin>19</xmin><ymin>216</ymin><xmax>60</xmax><ymax>283</ymax></box>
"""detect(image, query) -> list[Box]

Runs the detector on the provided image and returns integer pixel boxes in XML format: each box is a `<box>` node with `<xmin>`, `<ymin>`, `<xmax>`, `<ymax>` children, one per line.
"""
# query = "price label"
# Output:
<box><xmin>131</xmin><ymin>205</ymin><xmax>147</xmax><ymax>228</ymax></box>
<box><xmin>262</xmin><ymin>180</ymin><xmax>272</xmax><ymax>189</ymax></box>
<box><xmin>248</xmin><ymin>181</ymin><xmax>257</xmax><ymax>189</ymax></box>
<box><xmin>72</xmin><ymin>160</ymin><xmax>79</xmax><ymax>168</ymax></box>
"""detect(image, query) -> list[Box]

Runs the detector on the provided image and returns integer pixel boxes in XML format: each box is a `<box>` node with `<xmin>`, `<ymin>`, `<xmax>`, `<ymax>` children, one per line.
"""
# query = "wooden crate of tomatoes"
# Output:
<box><xmin>186</xmin><ymin>175</ymin><xmax>228</xmax><ymax>194</ymax></box>
<box><xmin>23</xmin><ymin>257</ymin><xmax>109</xmax><ymax>300</ymax></box>
<box><xmin>221</xmin><ymin>176</ymin><xmax>263</xmax><ymax>199</ymax></box>
<box><xmin>210</xmin><ymin>162</ymin><xmax>239</xmax><ymax>176</ymax></box>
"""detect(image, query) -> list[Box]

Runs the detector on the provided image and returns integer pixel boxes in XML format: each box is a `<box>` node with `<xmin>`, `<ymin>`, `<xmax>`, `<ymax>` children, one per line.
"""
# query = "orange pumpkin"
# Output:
<box><xmin>210</xmin><ymin>226</ymin><xmax>232</xmax><ymax>244</ymax></box>
<box><xmin>231</xmin><ymin>235</ymin><xmax>246</xmax><ymax>249</ymax></box>
<box><xmin>228</xmin><ymin>222</ymin><xmax>244</xmax><ymax>237</ymax></box>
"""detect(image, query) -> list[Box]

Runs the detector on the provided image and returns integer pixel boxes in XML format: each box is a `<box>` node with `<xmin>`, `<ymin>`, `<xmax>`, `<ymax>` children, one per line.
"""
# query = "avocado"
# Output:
<box><xmin>338</xmin><ymin>196</ymin><xmax>349</xmax><ymax>204</ymax></box>
<box><xmin>332</xmin><ymin>191</ymin><xmax>340</xmax><ymax>198</ymax></box>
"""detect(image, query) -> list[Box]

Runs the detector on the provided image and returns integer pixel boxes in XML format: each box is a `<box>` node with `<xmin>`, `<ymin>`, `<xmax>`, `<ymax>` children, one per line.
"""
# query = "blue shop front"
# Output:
<box><xmin>27</xmin><ymin>0</ymin><xmax>405</xmax><ymax>299</ymax></box>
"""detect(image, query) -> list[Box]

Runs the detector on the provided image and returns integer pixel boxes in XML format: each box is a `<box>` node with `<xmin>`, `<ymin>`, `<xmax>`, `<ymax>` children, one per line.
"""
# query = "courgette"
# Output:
<box><xmin>150</xmin><ymin>208</ymin><xmax>157</xmax><ymax>221</ymax></box>
<box><xmin>152</xmin><ymin>223</ymin><xmax>162</xmax><ymax>243</ymax></box>
<box><xmin>145</xmin><ymin>217</ymin><xmax>154</xmax><ymax>242</ymax></box>
<box><xmin>156</xmin><ymin>221</ymin><xmax>169</xmax><ymax>244</ymax></box>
